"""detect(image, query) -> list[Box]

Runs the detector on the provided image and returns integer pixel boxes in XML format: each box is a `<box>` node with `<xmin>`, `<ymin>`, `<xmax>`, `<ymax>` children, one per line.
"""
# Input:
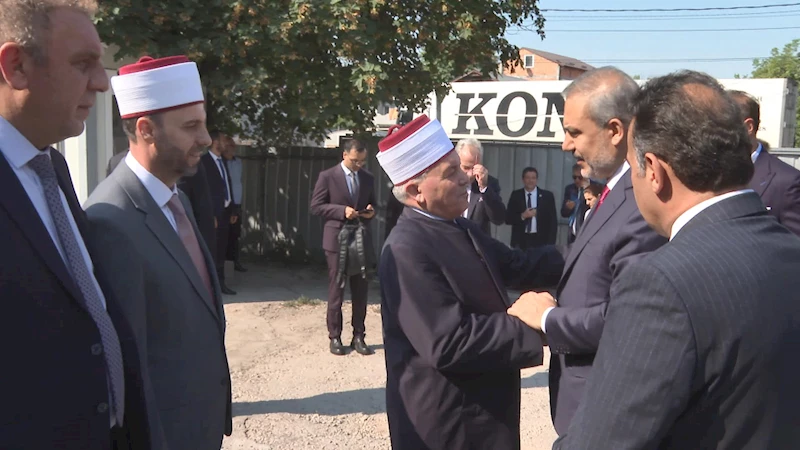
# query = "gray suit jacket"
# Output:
<box><xmin>554</xmin><ymin>192</ymin><xmax>800</xmax><ymax>449</ymax></box>
<box><xmin>545</xmin><ymin>170</ymin><xmax>667</xmax><ymax>435</ymax></box>
<box><xmin>85</xmin><ymin>162</ymin><xmax>233</xmax><ymax>450</ymax></box>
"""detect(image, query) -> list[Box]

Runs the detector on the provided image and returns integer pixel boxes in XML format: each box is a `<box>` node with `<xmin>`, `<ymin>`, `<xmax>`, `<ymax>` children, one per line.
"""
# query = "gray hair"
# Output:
<box><xmin>391</xmin><ymin>173</ymin><xmax>427</xmax><ymax>202</ymax></box>
<box><xmin>562</xmin><ymin>66</ymin><xmax>639</xmax><ymax>128</ymax></box>
<box><xmin>455</xmin><ymin>138</ymin><xmax>483</xmax><ymax>161</ymax></box>
<box><xmin>0</xmin><ymin>0</ymin><xmax>98</xmax><ymax>63</ymax></box>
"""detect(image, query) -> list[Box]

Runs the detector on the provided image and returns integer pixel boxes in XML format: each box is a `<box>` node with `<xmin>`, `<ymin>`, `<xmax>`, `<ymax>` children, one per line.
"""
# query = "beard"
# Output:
<box><xmin>154</xmin><ymin>132</ymin><xmax>200</xmax><ymax>178</ymax></box>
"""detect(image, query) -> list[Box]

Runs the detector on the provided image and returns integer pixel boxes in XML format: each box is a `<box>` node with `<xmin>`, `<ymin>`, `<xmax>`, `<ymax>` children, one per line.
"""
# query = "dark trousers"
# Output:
<box><xmin>518</xmin><ymin>232</ymin><xmax>547</xmax><ymax>250</ymax></box>
<box><xmin>215</xmin><ymin>206</ymin><xmax>232</xmax><ymax>282</ymax></box>
<box><xmin>325</xmin><ymin>250</ymin><xmax>368</xmax><ymax>340</ymax></box>
<box><xmin>226</xmin><ymin>206</ymin><xmax>242</xmax><ymax>262</ymax></box>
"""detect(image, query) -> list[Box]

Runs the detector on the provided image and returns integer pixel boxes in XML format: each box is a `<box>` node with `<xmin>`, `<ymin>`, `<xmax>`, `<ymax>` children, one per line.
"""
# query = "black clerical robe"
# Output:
<box><xmin>379</xmin><ymin>207</ymin><xmax>565</xmax><ymax>450</ymax></box>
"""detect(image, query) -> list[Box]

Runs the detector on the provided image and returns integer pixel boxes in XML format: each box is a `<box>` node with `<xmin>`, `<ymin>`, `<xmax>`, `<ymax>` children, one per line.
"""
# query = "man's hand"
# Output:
<box><xmin>474</xmin><ymin>164</ymin><xmax>489</xmax><ymax>190</ymax></box>
<box><xmin>507</xmin><ymin>292</ymin><xmax>558</xmax><ymax>331</ymax></box>
<box><xmin>360</xmin><ymin>204</ymin><xmax>376</xmax><ymax>220</ymax></box>
<box><xmin>345</xmin><ymin>206</ymin><xmax>359</xmax><ymax>220</ymax></box>
<box><xmin>230</xmin><ymin>214</ymin><xmax>239</xmax><ymax>224</ymax></box>
<box><xmin>565</xmin><ymin>200</ymin><xmax>576</xmax><ymax>210</ymax></box>
<box><xmin>521</xmin><ymin>208</ymin><xmax>536</xmax><ymax>220</ymax></box>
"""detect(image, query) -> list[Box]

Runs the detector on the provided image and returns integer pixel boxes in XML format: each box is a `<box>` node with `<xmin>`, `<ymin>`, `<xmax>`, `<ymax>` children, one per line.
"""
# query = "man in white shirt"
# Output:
<box><xmin>505</xmin><ymin>66</ymin><xmax>667</xmax><ymax>435</ymax></box>
<box><xmin>535</xmin><ymin>69</ymin><xmax>800</xmax><ymax>450</ymax></box>
<box><xmin>84</xmin><ymin>54</ymin><xmax>232</xmax><ymax>450</ymax></box>
<box><xmin>456</xmin><ymin>138</ymin><xmax>506</xmax><ymax>235</ymax></box>
<box><xmin>0</xmin><ymin>1</ymin><xmax>154</xmax><ymax>448</ymax></box>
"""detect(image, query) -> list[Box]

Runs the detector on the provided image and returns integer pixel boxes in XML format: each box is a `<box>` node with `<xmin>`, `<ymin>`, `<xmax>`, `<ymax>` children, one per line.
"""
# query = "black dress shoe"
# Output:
<box><xmin>221</xmin><ymin>285</ymin><xmax>237</xmax><ymax>295</ymax></box>
<box><xmin>234</xmin><ymin>262</ymin><xmax>248</xmax><ymax>272</ymax></box>
<box><xmin>351</xmin><ymin>336</ymin><xmax>375</xmax><ymax>356</ymax></box>
<box><xmin>330</xmin><ymin>338</ymin><xmax>346</xmax><ymax>356</ymax></box>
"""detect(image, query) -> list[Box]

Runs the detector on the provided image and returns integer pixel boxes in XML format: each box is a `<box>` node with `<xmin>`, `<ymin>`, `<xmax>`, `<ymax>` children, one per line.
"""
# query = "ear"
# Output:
<box><xmin>645</xmin><ymin>152</ymin><xmax>669</xmax><ymax>196</ymax></box>
<box><xmin>0</xmin><ymin>43</ymin><xmax>32</xmax><ymax>90</ymax></box>
<box><xmin>743</xmin><ymin>118</ymin><xmax>756</xmax><ymax>136</ymax></box>
<box><xmin>136</xmin><ymin>117</ymin><xmax>157</xmax><ymax>144</ymax></box>
<box><xmin>607</xmin><ymin>118</ymin><xmax>625</xmax><ymax>147</ymax></box>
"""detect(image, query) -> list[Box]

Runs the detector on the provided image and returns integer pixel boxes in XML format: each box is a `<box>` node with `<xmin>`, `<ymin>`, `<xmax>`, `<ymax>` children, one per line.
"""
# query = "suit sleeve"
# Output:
<box><xmin>506</xmin><ymin>191</ymin><xmax>524</xmax><ymax>226</ymax></box>
<box><xmin>86</xmin><ymin>209</ymin><xmax>171</xmax><ymax>450</ymax></box>
<box><xmin>780</xmin><ymin>171</ymin><xmax>800</xmax><ymax>237</ymax></box>
<box><xmin>546</xmin><ymin>191</ymin><xmax>558</xmax><ymax>245</ymax></box>
<box><xmin>380</xmin><ymin>243</ymin><xmax>545</xmax><ymax>373</ymax></box>
<box><xmin>479</xmin><ymin>232</ymin><xmax>565</xmax><ymax>289</ymax></box>
<box><xmin>310</xmin><ymin>171</ymin><xmax>346</xmax><ymax>221</ymax></box>
<box><xmin>553</xmin><ymin>262</ymin><xmax>695</xmax><ymax>450</ymax></box>
<box><xmin>482</xmin><ymin>177</ymin><xmax>506</xmax><ymax>226</ymax></box>
<box><xmin>545</xmin><ymin>207</ymin><xmax>665</xmax><ymax>355</ymax></box>
<box><xmin>561</xmin><ymin>185</ymin><xmax>575</xmax><ymax>218</ymax></box>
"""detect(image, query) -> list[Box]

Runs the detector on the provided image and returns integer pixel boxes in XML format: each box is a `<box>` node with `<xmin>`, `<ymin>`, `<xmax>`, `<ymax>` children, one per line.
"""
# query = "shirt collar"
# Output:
<box><xmin>751</xmin><ymin>142</ymin><xmax>762</xmax><ymax>164</ymax></box>
<box><xmin>0</xmin><ymin>115</ymin><xmax>49</xmax><ymax>169</ymax></box>
<box><xmin>669</xmin><ymin>189</ymin><xmax>752</xmax><ymax>240</ymax></box>
<box><xmin>605</xmin><ymin>161</ymin><xmax>630</xmax><ymax>191</ymax></box>
<box><xmin>209</xmin><ymin>151</ymin><xmax>223</xmax><ymax>162</ymax></box>
<box><xmin>411</xmin><ymin>207</ymin><xmax>454</xmax><ymax>223</ymax></box>
<box><xmin>124</xmin><ymin>151</ymin><xmax>178</xmax><ymax>208</ymax></box>
<box><xmin>340</xmin><ymin>161</ymin><xmax>354</xmax><ymax>177</ymax></box>
<box><xmin>524</xmin><ymin>186</ymin><xmax>538</xmax><ymax>195</ymax></box>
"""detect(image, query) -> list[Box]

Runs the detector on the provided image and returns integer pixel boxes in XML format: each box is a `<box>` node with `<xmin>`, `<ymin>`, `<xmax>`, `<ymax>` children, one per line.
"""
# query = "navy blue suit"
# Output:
<box><xmin>0</xmin><ymin>149</ymin><xmax>153</xmax><ymax>449</ymax></box>
<box><xmin>749</xmin><ymin>149</ymin><xmax>800</xmax><ymax>236</ymax></box>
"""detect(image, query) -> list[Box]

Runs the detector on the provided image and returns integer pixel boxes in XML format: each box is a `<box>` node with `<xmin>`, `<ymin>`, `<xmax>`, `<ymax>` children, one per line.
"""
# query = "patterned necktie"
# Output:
<box><xmin>28</xmin><ymin>153</ymin><xmax>125</xmax><ymax>424</ymax></box>
<box><xmin>166</xmin><ymin>194</ymin><xmax>214</xmax><ymax>299</ymax></box>
<box><xmin>595</xmin><ymin>185</ymin><xmax>611</xmax><ymax>210</ymax></box>
<box><xmin>349</xmin><ymin>172</ymin><xmax>359</xmax><ymax>202</ymax></box>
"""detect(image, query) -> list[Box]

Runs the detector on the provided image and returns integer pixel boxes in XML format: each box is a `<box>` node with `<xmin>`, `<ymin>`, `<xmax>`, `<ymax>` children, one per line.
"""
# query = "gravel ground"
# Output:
<box><xmin>220</xmin><ymin>297</ymin><xmax>558</xmax><ymax>450</ymax></box>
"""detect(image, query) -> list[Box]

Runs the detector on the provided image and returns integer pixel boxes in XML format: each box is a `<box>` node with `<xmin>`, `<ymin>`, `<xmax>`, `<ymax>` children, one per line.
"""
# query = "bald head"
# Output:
<box><xmin>631</xmin><ymin>70</ymin><xmax>753</xmax><ymax>193</ymax></box>
<box><xmin>563</xmin><ymin>66</ymin><xmax>639</xmax><ymax>127</ymax></box>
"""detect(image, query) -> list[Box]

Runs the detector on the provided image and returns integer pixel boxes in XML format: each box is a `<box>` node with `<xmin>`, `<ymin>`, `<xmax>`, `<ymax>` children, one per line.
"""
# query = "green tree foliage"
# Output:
<box><xmin>95</xmin><ymin>0</ymin><xmax>545</xmax><ymax>144</ymax></box>
<box><xmin>750</xmin><ymin>39</ymin><xmax>800</xmax><ymax>146</ymax></box>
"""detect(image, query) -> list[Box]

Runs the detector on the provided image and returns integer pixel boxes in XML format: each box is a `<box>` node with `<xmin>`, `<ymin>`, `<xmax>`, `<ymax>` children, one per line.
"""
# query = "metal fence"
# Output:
<box><xmin>237</xmin><ymin>141</ymin><xmax>579</xmax><ymax>263</ymax></box>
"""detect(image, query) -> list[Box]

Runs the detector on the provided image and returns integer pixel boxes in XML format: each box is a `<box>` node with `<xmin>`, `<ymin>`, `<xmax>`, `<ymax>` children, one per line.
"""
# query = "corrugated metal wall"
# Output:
<box><xmin>238</xmin><ymin>142</ymin><xmax>579</xmax><ymax>263</ymax></box>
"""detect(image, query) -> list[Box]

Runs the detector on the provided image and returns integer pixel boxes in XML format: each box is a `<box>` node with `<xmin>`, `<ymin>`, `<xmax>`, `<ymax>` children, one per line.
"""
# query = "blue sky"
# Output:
<box><xmin>506</xmin><ymin>0</ymin><xmax>800</xmax><ymax>79</ymax></box>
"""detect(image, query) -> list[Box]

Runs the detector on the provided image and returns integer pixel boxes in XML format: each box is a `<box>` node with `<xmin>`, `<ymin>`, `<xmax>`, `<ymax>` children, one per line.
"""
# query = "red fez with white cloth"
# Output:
<box><xmin>376</xmin><ymin>114</ymin><xmax>454</xmax><ymax>186</ymax></box>
<box><xmin>111</xmin><ymin>55</ymin><xmax>204</xmax><ymax>119</ymax></box>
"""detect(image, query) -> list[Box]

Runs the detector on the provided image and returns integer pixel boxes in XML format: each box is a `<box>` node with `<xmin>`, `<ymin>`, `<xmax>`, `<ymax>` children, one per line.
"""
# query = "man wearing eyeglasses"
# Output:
<box><xmin>561</xmin><ymin>164</ymin><xmax>592</xmax><ymax>243</ymax></box>
<box><xmin>310</xmin><ymin>139</ymin><xmax>376</xmax><ymax>356</ymax></box>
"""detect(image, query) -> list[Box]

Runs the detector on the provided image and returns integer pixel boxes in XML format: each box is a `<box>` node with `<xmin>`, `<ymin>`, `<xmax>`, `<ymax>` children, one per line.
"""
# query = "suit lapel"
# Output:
<box><xmin>115</xmin><ymin>165</ymin><xmax>220</xmax><ymax>321</ymax></box>
<box><xmin>467</xmin><ymin>181</ymin><xmax>480</xmax><ymax>218</ymax></box>
<box><xmin>458</xmin><ymin>219</ymin><xmax>510</xmax><ymax>308</ymax></box>
<box><xmin>750</xmin><ymin>153</ymin><xmax>774</xmax><ymax>197</ymax></box>
<box><xmin>0</xmin><ymin>150</ymin><xmax>84</xmax><ymax>303</ymax></box>
<box><xmin>333</xmin><ymin>167</ymin><xmax>353</xmax><ymax>206</ymax></box>
<box><xmin>560</xmin><ymin>173</ymin><xmax>631</xmax><ymax>289</ymax></box>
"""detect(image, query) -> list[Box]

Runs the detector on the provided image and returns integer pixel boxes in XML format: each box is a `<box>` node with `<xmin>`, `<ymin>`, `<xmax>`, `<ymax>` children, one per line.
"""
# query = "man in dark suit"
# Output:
<box><xmin>376</xmin><ymin>114</ymin><xmax>564</xmax><ymax>450</ymax></box>
<box><xmin>729</xmin><ymin>90</ymin><xmax>800</xmax><ymax>236</ymax></box>
<box><xmin>507</xmin><ymin>67</ymin><xmax>667</xmax><ymax>435</ymax></box>
<box><xmin>86</xmin><ymin>55</ymin><xmax>232</xmax><ymax>450</ymax></box>
<box><xmin>107</xmin><ymin>150</ymin><xmax>127</xmax><ymax>176</ymax></box>
<box><xmin>523</xmin><ymin>70</ymin><xmax>800</xmax><ymax>449</ymax></box>
<box><xmin>0</xmin><ymin>3</ymin><xmax>155</xmax><ymax>448</ymax></box>
<box><xmin>384</xmin><ymin>193</ymin><xmax>405</xmax><ymax>240</ymax></box>
<box><xmin>310</xmin><ymin>139</ymin><xmax>377</xmax><ymax>356</ymax></box>
<box><xmin>455</xmin><ymin>138</ymin><xmax>505</xmax><ymax>235</ymax></box>
<box><xmin>506</xmin><ymin>167</ymin><xmax>558</xmax><ymax>249</ymax></box>
<box><xmin>561</xmin><ymin>164</ymin><xmax>600</xmax><ymax>243</ymax></box>
<box><xmin>201</xmin><ymin>131</ymin><xmax>237</xmax><ymax>295</ymax></box>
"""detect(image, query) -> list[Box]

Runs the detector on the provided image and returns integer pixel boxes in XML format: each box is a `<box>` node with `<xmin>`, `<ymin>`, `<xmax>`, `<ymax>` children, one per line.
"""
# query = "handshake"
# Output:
<box><xmin>507</xmin><ymin>291</ymin><xmax>557</xmax><ymax>332</ymax></box>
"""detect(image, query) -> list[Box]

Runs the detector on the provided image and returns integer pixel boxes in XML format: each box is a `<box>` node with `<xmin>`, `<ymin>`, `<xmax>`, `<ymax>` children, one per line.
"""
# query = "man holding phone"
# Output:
<box><xmin>310</xmin><ymin>139</ymin><xmax>376</xmax><ymax>356</ymax></box>
<box><xmin>506</xmin><ymin>167</ymin><xmax>558</xmax><ymax>249</ymax></box>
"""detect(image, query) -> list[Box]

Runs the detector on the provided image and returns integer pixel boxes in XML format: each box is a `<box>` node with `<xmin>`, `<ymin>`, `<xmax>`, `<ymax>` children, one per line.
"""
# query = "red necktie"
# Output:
<box><xmin>595</xmin><ymin>185</ymin><xmax>611</xmax><ymax>210</ymax></box>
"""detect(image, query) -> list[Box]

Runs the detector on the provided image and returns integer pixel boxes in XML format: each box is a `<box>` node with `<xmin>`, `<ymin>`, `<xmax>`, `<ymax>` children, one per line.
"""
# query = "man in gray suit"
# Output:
<box><xmin>523</xmin><ymin>71</ymin><xmax>800</xmax><ymax>448</ymax></box>
<box><xmin>506</xmin><ymin>67</ymin><xmax>667</xmax><ymax>435</ymax></box>
<box><xmin>85</xmin><ymin>55</ymin><xmax>232</xmax><ymax>450</ymax></box>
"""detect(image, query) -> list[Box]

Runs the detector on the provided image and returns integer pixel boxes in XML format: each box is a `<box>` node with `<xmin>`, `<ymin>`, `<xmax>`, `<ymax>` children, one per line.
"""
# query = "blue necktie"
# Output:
<box><xmin>526</xmin><ymin>193</ymin><xmax>532</xmax><ymax>233</ymax></box>
<box><xmin>217</xmin><ymin>158</ymin><xmax>230</xmax><ymax>202</ymax></box>
<box><xmin>569</xmin><ymin>187</ymin><xmax>583</xmax><ymax>228</ymax></box>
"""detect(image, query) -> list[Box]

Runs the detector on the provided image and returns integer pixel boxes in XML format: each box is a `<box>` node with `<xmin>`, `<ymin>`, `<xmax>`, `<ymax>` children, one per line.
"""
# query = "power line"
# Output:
<box><xmin>542</xmin><ymin>26</ymin><xmax>800</xmax><ymax>33</ymax></box>
<box><xmin>541</xmin><ymin>2</ymin><xmax>800</xmax><ymax>13</ymax></box>
<box><xmin>542</xmin><ymin>11</ymin><xmax>800</xmax><ymax>22</ymax></box>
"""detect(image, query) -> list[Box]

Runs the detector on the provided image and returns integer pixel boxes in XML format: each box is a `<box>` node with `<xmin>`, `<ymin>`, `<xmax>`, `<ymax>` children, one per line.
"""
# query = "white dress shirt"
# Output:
<box><xmin>751</xmin><ymin>142</ymin><xmax>762</xmax><ymax>164</ymax></box>
<box><xmin>670</xmin><ymin>190</ymin><xmax>752</xmax><ymax>240</ymax></box>
<box><xmin>463</xmin><ymin>184</ymin><xmax>488</xmax><ymax>218</ymax></box>
<box><xmin>540</xmin><ymin>160</ymin><xmax>631</xmax><ymax>334</ymax></box>
<box><xmin>125</xmin><ymin>152</ymin><xmax>180</xmax><ymax>232</ymax></box>
<box><xmin>0</xmin><ymin>116</ymin><xmax>115</xmax><ymax>426</ymax></box>
<box><xmin>524</xmin><ymin>187</ymin><xmax>538</xmax><ymax>233</ymax></box>
<box><xmin>210</xmin><ymin>151</ymin><xmax>231</xmax><ymax>207</ymax></box>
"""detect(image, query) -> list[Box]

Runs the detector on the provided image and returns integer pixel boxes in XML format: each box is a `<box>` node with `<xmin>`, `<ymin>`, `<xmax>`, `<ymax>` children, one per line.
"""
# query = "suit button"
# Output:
<box><xmin>91</xmin><ymin>343</ymin><xmax>103</xmax><ymax>356</ymax></box>
<box><xmin>97</xmin><ymin>402</ymin><xmax>108</xmax><ymax>414</ymax></box>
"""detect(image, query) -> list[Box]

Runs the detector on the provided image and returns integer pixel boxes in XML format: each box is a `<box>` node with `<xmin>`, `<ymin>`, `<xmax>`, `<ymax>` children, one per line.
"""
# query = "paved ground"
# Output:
<box><xmin>219</xmin><ymin>262</ymin><xmax>558</xmax><ymax>450</ymax></box>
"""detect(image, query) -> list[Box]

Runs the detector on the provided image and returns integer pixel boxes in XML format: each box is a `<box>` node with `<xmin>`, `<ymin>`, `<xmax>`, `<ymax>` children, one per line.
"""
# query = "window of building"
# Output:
<box><xmin>523</xmin><ymin>54</ymin><xmax>535</xmax><ymax>69</ymax></box>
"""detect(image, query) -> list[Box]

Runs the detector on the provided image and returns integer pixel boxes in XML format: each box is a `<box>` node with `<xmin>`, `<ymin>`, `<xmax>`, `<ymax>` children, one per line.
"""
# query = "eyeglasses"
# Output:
<box><xmin>573</xmin><ymin>175</ymin><xmax>584</xmax><ymax>180</ymax></box>
<box><xmin>349</xmin><ymin>158</ymin><xmax>366</xmax><ymax>166</ymax></box>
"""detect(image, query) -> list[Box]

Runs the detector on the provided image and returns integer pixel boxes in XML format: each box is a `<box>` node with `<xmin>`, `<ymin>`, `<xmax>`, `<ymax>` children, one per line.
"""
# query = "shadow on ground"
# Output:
<box><xmin>521</xmin><ymin>371</ymin><xmax>549</xmax><ymax>389</ymax></box>
<box><xmin>233</xmin><ymin>387</ymin><xmax>386</xmax><ymax>417</ymax></box>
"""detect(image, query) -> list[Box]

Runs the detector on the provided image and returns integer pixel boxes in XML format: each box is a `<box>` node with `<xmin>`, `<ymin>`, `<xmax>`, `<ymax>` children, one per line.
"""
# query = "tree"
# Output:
<box><xmin>750</xmin><ymin>39</ymin><xmax>800</xmax><ymax>146</ymax></box>
<box><xmin>95</xmin><ymin>1</ymin><xmax>546</xmax><ymax>145</ymax></box>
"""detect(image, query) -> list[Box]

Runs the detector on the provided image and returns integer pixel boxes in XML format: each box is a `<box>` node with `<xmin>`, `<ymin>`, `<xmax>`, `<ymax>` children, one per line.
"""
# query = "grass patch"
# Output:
<box><xmin>283</xmin><ymin>295</ymin><xmax>324</xmax><ymax>308</ymax></box>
